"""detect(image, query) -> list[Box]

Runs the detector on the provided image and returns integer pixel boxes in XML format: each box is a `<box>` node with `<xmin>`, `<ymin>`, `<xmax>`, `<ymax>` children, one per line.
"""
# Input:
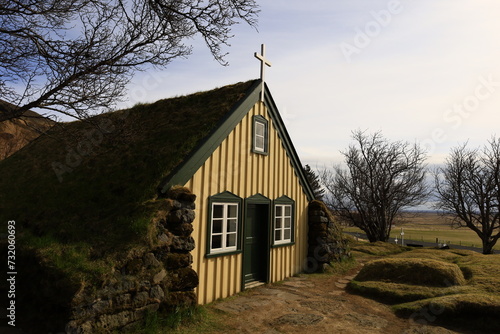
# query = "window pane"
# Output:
<box><xmin>275</xmin><ymin>230</ymin><xmax>281</xmax><ymax>241</ymax></box>
<box><xmin>213</xmin><ymin>205</ymin><xmax>223</xmax><ymax>218</ymax></box>
<box><xmin>227</xmin><ymin>219</ymin><xmax>237</xmax><ymax>232</ymax></box>
<box><xmin>212</xmin><ymin>235</ymin><xmax>222</xmax><ymax>249</ymax></box>
<box><xmin>212</xmin><ymin>219</ymin><xmax>223</xmax><ymax>233</ymax></box>
<box><xmin>255</xmin><ymin>121</ymin><xmax>266</xmax><ymax>152</ymax></box>
<box><xmin>284</xmin><ymin>229</ymin><xmax>291</xmax><ymax>240</ymax></box>
<box><xmin>227</xmin><ymin>233</ymin><xmax>236</xmax><ymax>247</ymax></box>
<box><xmin>284</xmin><ymin>205</ymin><xmax>291</xmax><ymax>216</ymax></box>
<box><xmin>284</xmin><ymin>217</ymin><xmax>291</xmax><ymax>228</ymax></box>
<box><xmin>276</xmin><ymin>205</ymin><xmax>282</xmax><ymax>217</ymax></box>
<box><xmin>255</xmin><ymin>136</ymin><xmax>264</xmax><ymax>150</ymax></box>
<box><xmin>275</xmin><ymin>217</ymin><xmax>282</xmax><ymax>228</ymax></box>
<box><xmin>255</xmin><ymin>122</ymin><xmax>265</xmax><ymax>136</ymax></box>
<box><xmin>227</xmin><ymin>205</ymin><xmax>237</xmax><ymax>218</ymax></box>
<box><xmin>210</xmin><ymin>201</ymin><xmax>239</xmax><ymax>253</ymax></box>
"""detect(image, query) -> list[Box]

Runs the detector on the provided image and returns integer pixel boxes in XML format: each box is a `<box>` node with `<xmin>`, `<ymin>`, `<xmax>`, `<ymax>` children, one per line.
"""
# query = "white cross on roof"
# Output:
<box><xmin>254</xmin><ymin>44</ymin><xmax>272</xmax><ymax>102</ymax></box>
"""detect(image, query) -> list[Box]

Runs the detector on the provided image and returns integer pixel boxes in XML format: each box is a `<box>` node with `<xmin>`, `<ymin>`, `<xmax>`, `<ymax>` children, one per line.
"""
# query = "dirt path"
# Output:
<box><xmin>201</xmin><ymin>264</ymin><xmax>465</xmax><ymax>334</ymax></box>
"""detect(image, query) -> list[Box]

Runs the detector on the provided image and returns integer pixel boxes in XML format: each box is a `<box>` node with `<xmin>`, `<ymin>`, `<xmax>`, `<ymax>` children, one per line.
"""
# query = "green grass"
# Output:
<box><xmin>127</xmin><ymin>303</ymin><xmax>238</xmax><ymax>334</ymax></box>
<box><xmin>345</xmin><ymin>225</ymin><xmax>489</xmax><ymax>248</ymax></box>
<box><xmin>347</xmin><ymin>243</ymin><xmax>500</xmax><ymax>332</ymax></box>
<box><xmin>389</xmin><ymin>228</ymin><xmax>491</xmax><ymax>249</ymax></box>
<box><xmin>303</xmin><ymin>255</ymin><xmax>358</xmax><ymax>279</ymax></box>
<box><xmin>127</xmin><ymin>306</ymin><xmax>212</xmax><ymax>334</ymax></box>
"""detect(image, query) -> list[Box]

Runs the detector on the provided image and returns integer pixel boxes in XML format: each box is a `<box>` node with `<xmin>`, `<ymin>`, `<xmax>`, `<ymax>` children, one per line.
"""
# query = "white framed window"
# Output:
<box><xmin>254</xmin><ymin>121</ymin><xmax>266</xmax><ymax>152</ymax></box>
<box><xmin>274</xmin><ymin>204</ymin><xmax>292</xmax><ymax>244</ymax></box>
<box><xmin>252</xmin><ymin>116</ymin><xmax>268</xmax><ymax>154</ymax></box>
<box><xmin>210</xmin><ymin>202</ymin><xmax>239</xmax><ymax>253</ymax></box>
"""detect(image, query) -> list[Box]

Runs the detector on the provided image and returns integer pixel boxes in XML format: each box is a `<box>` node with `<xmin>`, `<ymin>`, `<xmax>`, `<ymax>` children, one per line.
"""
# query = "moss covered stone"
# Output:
<box><xmin>306</xmin><ymin>200</ymin><xmax>351</xmax><ymax>272</ymax></box>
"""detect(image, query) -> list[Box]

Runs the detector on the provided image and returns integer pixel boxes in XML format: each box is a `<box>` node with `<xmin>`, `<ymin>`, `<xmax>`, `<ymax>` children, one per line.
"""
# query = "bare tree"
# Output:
<box><xmin>0</xmin><ymin>0</ymin><xmax>259</xmax><ymax>122</ymax></box>
<box><xmin>435</xmin><ymin>138</ymin><xmax>500</xmax><ymax>254</ymax></box>
<box><xmin>320</xmin><ymin>130</ymin><xmax>428</xmax><ymax>242</ymax></box>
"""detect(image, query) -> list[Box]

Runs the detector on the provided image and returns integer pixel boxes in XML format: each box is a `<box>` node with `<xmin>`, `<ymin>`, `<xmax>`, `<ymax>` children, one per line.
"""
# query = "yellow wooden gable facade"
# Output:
<box><xmin>160</xmin><ymin>80</ymin><xmax>314</xmax><ymax>304</ymax></box>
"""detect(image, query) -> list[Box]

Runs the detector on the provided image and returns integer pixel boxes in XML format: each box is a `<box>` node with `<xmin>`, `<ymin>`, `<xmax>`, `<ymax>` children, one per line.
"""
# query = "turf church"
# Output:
<box><xmin>160</xmin><ymin>44</ymin><xmax>315</xmax><ymax>303</ymax></box>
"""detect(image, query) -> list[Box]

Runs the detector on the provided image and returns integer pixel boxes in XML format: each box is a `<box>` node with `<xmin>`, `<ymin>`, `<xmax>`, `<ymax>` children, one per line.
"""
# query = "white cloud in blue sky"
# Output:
<box><xmin>125</xmin><ymin>0</ymin><xmax>500</xmax><ymax>166</ymax></box>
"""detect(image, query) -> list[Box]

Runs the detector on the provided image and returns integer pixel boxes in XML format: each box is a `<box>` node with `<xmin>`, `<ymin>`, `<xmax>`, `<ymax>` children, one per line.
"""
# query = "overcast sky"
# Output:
<box><xmin>125</xmin><ymin>0</ymin><xmax>500</xmax><ymax>167</ymax></box>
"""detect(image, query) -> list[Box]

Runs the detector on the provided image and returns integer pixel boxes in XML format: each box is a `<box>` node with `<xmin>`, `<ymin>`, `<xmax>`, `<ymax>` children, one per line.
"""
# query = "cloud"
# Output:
<box><xmin>123</xmin><ymin>0</ymin><xmax>500</xmax><ymax>166</ymax></box>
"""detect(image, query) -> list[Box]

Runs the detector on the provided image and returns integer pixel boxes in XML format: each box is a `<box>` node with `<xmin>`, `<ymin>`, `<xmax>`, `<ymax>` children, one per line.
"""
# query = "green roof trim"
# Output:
<box><xmin>159</xmin><ymin>80</ymin><xmax>261</xmax><ymax>192</ymax></box>
<box><xmin>262</xmin><ymin>83</ymin><xmax>315</xmax><ymax>202</ymax></box>
<box><xmin>159</xmin><ymin>80</ymin><xmax>315</xmax><ymax>201</ymax></box>
<box><xmin>245</xmin><ymin>193</ymin><xmax>271</xmax><ymax>204</ymax></box>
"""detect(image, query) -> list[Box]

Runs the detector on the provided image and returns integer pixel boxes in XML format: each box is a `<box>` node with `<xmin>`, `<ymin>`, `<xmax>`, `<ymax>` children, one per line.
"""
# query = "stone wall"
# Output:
<box><xmin>65</xmin><ymin>186</ymin><xmax>199</xmax><ymax>333</ymax></box>
<box><xmin>306</xmin><ymin>200</ymin><xmax>351</xmax><ymax>273</ymax></box>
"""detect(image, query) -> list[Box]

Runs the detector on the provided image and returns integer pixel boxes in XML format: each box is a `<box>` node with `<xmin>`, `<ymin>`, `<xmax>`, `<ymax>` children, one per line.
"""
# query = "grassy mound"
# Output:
<box><xmin>393</xmin><ymin>293</ymin><xmax>500</xmax><ymax>318</ymax></box>
<box><xmin>348</xmin><ymin>247</ymin><xmax>500</xmax><ymax>332</ymax></box>
<box><xmin>348</xmin><ymin>280</ymin><xmax>472</xmax><ymax>304</ymax></box>
<box><xmin>354</xmin><ymin>258</ymin><xmax>466</xmax><ymax>287</ymax></box>
<box><xmin>394</xmin><ymin>293</ymin><xmax>500</xmax><ymax>331</ymax></box>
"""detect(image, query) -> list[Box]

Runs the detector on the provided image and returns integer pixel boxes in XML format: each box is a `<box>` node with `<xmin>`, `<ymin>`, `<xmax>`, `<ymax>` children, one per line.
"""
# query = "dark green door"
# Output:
<box><xmin>243</xmin><ymin>203</ymin><xmax>269</xmax><ymax>286</ymax></box>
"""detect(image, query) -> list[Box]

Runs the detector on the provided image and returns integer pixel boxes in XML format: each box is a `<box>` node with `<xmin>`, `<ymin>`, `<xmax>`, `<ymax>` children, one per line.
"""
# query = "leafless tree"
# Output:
<box><xmin>435</xmin><ymin>138</ymin><xmax>500</xmax><ymax>254</ymax></box>
<box><xmin>0</xmin><ymin>0</ymin><xmax>259</xmax><ymax>122</ymax></box>
<box><xmin>320</xmin><ymin>130</ymin><xmax>428</xmax><ymax>242</ymax></box>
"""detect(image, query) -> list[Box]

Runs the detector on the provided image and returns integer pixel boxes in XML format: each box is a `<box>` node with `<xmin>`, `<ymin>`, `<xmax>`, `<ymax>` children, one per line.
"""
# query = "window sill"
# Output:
<box><xmin>205</xmin><ymin>250</ymin><xmax>242</xmax><ymax>258</ymax></box>
<box><xmin>251</xmin><ymin>149</ymin><xmax>269</xmax><ymax>156</ymax></box>
<box><xmin>271</xmin><ymin>241</ymin><xmax>295</xmax><ymax>248</ymax></box>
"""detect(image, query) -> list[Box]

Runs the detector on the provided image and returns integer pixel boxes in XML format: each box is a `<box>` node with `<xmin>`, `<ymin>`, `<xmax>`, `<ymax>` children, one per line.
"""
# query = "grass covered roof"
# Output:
<box><xmin>0</xmin><ymin>80</ymin><xmax>257</xmax><ymax>281</ymax></box>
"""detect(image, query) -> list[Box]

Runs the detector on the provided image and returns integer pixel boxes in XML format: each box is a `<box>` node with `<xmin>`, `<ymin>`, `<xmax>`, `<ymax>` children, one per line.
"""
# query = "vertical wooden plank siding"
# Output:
<box><xmin>184</xmin><ymin>102</ymin><xmax>309</xmax><ymax>305</ymax></box>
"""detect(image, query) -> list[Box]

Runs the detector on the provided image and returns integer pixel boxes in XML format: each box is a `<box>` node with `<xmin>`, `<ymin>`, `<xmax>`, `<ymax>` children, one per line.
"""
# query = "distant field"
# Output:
<box><xmin>342</xmin><ymin>212</ymin><xmax>499</xmax><ymax>250</ymax></box>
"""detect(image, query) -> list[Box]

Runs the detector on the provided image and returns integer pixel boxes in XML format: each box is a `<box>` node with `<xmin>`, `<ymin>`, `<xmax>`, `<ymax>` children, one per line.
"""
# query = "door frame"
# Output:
<box><xmin>241</xmin><ymin>193</ymin><xmax>271</xmax><ymax>290</ymax></box>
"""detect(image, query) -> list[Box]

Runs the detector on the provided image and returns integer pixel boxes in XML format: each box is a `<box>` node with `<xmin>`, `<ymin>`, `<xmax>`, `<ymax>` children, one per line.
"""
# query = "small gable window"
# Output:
<box><xmin>273</xmin><ymin>196</ymin><xmax>295</xmax><ymax>246</ymax></box>
<box><xmin>253</xmin><ymin>115</ymin><xmax>268</xmax><ymax>154</ymax></box>
<box><xmin>207</xmin><ymin>192</ymin><xmax>243</xmax><ymax>257</ymax></box>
